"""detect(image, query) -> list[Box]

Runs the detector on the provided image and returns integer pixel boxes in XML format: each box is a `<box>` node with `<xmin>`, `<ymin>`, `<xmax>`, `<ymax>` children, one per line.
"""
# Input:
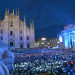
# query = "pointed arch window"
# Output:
<box><xmin>20</xmin><ymin>36</ymin><xmax>22</xmax><ymax>40</ymax></box>
<box><xmin>20</xmin><ymin>30</ymin><xmax>22</xmax><ymax>34</ymax></box>
<box><xmin>1</xmin><ymin>29</ymin><xmax>3</xmax><ymax>34</ymax></box>
<box><xmin>20</xmin><ymin>44</ymin><xmax>23</xmax><ymax>48</ymax></box>
<box><xmin>27</xmin><ymin>37</ymin><xmax>29</xmax><ymax>40</ymax></box>
<box><xmin>27</xmin><ymin>44</ymin><xmax>29</xmax><ymax>48</ymax></box>
<box><xmin>10</xmin><ymin>20</ymin><xmax>13</xmax><ymax>27</ymax></box>
<box><xmin>1</xmin><ymin>37</ymin><xmax>3</xmax><ymax>40</ymax></box>
<box><xmin>10</xmin><ymin>31</ymin><xmax>13</xmax><ymax>35</ymax></box>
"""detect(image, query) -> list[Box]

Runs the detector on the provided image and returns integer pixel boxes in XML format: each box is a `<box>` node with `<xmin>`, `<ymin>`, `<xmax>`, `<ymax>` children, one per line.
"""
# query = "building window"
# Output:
<box><xmin>10</xmin><ymin>31</ymin><xmax>13</xmax><ymax>35</ymax></box>
<box><xmin>10</xmin><ymin>42</ymin><xmax>13</xmax><ymax>46</ymax></box>
<box><xmin>1</xmin><ymin>37</ymin><xmax>3</xmax><ymax>40</ymax></box>
<box><xmin>27</xmin><ymin>37</ymin><xmax>29</xmax><ymax>40</ymax></box>
<box><xmin>20</xmin><ymin>44</ymin><xmax>23</xmax><ymax>48</ymax></box>
<box><xmin>1</xmin><ymin>29</ymin><xmax>3</xmax><ymax>34</ymax></box>
<box><xmin>20</xmin><ymin>37</ymin><xmax>22</xmax><ymax>40</ymax></box>
<box><xmin>20</xmin><ymin>30</ymin><xmax>22</xmax><ymax>34</ymax></box>
<box><xmin>10</xmin><ymin>20</ymin><xmax>13</xmax><ymax>27</ymax></box>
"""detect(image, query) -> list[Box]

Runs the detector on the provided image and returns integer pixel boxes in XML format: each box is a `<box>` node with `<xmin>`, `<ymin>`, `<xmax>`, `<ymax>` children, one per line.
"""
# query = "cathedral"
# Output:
<box><xmin>0</xmin><ymin>9</ymin><xmax>35</xmax><ymax>49</ymax></box>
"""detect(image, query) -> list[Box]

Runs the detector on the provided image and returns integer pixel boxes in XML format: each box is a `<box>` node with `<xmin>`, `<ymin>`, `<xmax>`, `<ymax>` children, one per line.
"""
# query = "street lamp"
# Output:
<box><xmin>42</xmin><ymin>38</ymin><xmax>46</xmax><ymax>41</ymax></box>
<box><xmin>41</xmin><ymin>38</ymin><xmax>46</xmax><ymax>48</ymax></box>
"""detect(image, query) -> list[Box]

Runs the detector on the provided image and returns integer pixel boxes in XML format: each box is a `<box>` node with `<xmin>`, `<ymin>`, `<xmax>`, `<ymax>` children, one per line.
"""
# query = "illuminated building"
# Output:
<box><xmin>35</xmin><ymin>37</ymin><xmax>59</xmax><ymax>48</ymax></box>
<box><xmin>0</xmin><ymin>9</ymin><xmax>35</xmax><ymax>49</ymax></box>
<box><xmin>59</xmin><ymin>24</ymin><xmax>75</xmax><ymax>50</ymax></box>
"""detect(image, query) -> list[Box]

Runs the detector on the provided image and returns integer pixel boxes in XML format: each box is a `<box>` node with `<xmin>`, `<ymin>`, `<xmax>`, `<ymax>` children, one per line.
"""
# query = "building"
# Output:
<box><xmin>35</xmin><ymin>37</ymin><xmax>59</xmax><ymax>48</ymax></box>
<box><xmin>0</xmin><ymin>9</ymin><xmax>35</xmax><ymax>49</ymax></box>
<box><xmin>59</xmin><ymin>24</ymin><xmax>75</xmax><ymax>50</ymax></box>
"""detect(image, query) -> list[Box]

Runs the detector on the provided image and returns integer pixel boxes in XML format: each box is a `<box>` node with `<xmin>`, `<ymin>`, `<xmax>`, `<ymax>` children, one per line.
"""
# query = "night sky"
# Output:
<box><xmin>0</xmin><ymin>0</ymin><xmax>75</xmax><ymax>40</ymax></box>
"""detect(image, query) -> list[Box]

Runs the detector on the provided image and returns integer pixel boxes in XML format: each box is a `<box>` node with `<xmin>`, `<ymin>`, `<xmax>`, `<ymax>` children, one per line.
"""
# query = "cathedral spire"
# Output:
<box><xmin>24</xmin><ymin>15</ymin><xmax>26</xmax><ymax>26</ymax></box>
<box><xmin>8</xmin><ymin>8</ymin><xmax>9</xmax><ymax>15</ymax></box>
<box><xmin>13</xmin><ymin>9</ymin><xmax>14</xmax><ymax>14</ymax></box>
<box><xmin>32</xmin><ymin>20</ymin><xmax>34</xmax><ymax>25</ymax></box>
<box><xmin>18</xmin><ymin>9</ymin><xmax>19</xmax><ymax>16</ymax></box>
<box><xmin>0</xmin><ymin>14</ymin><xmax>1</xmax><ymax>24</ymax></box>
<box><xmin>16</xmin><ymin>9</ymin><xmax>17</xmax><ymax>16</ymax></box>
<box><xmin>30</xmin><ymin>21</ymin><xmax>32</xmax><ymax>28</ymax></box>
<box><xmin>5</xmin><ymin>8</ymin><xmax>8</xmax><ymax>16</ymax></box>
<box><xmin>30</xmin><ymin>20</ymin><xmax>34</xmax><ymax>30</ymax></box>
<box><xmin>24</xmin><ymin>15</ymin><xmax>26</xmax><ymax>23</ymax></box>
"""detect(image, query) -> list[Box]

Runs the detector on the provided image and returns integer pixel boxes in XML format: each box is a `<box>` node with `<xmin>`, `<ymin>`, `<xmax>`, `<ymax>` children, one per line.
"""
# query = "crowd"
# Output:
<box><xmin>10</xmin><ymin>49</ymin><xmax>75</xmax><ymax>75</ymax></box>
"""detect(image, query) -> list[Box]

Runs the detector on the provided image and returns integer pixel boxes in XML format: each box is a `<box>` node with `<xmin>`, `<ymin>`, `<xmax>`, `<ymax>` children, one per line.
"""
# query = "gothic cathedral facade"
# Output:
<box><xmin>0</xmin><ymin>9</ymin><xmax>35</xmax><ymax>49</ymax></box>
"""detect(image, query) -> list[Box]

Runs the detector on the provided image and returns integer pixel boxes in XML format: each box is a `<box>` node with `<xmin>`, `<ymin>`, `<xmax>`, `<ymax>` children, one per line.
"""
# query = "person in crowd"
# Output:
<box><xmin>13</xmin><ymin>49</ymin><xmax>75</xmax><ymax>75</ymax></box>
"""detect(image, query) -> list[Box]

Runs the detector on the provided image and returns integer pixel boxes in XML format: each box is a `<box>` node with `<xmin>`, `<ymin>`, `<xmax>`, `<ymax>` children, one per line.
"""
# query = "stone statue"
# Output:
<box><xmin>0</xmin><ymin>61</ymin><xmax>9</xmax><ymax>75</ymax></box>
<box><xmin>0</xmin><ymin>42</ymin><xmax>14</xmax><ymax>75</ymax></box>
